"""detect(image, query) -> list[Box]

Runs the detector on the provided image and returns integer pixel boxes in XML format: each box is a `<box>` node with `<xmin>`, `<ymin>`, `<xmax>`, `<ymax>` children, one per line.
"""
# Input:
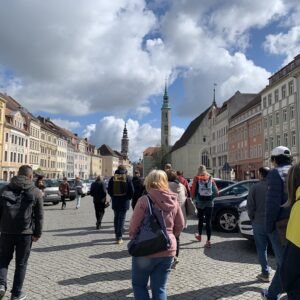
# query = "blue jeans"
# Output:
<box><xmin>113</xmin><ymin>210</ymin><xmax>127</xmax><ymax>240</ymax></box>
<box><xmin>0</xmin><ymin>234</ymin><xmax>32</xmax><ymax>297</ymax></box>
<box><xmin>132</xmin><ymin>256</ymin><xmax>173</xmax><ymax>300</ymax></box>
<box><xmin>252</xmin><ymin>223</ymin><xmax>270</xmax><ymax>275</ymax></box>
<box><xmin>266</xmin><ymin>230</ymin><xmax>284</xmax><ymax>300</ymax></box>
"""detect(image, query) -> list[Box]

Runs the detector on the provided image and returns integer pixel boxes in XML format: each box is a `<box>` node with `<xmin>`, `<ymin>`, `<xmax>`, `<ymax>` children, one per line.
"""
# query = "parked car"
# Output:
<box><xmin>212</xmin><ymin>192</ymin><xmax>248</xmax><ymax>232</ymax></box>
<box><xmin>211</xmin><ymin>180</ymin><xmax>259</xmax><ymax>233</ymax></box>
<box><xmin>214</xmin><ymin>178</ymin><xmax>235</xmax><ymax>190</ymax></box>
<box><xmin>238</xmin><ymin>199</ymin><xmax>254</xmax><ymax>240</ymax></box>
<box><xmin>84</xmin><ymin>179</ymin><xmax>94</xmax><ymax>195</ymax></box>
<box><xmin>43</xmin><ymin>179</ymin><xmax>61</xmax><ymax>205</ymax></box>
<box><xmin>67</xmin><ymin>178</ymin><xmax>88</xmax><ymax>198</ymax></box>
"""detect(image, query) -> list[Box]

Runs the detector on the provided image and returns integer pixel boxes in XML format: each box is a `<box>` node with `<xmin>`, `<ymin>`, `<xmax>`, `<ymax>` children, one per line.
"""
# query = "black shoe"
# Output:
<box><xmin>0</xmin><ymin>285</ymin><xmax>6</xmax><ymax>299</ymax></box>
<box><xmin>96</xmin><ymin>222</ymin><xmax>101</xmax><ymax>229</ymax></box>
<box><xmin>10</xmin><ymin>292</ymin><xmax>27</xmax><ymax>300</ymax></box>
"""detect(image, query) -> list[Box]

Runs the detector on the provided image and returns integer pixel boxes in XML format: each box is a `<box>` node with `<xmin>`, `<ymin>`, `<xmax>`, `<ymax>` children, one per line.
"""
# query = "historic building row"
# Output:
<box><xmin>170</xmin><ymin>54</ymin><xmax>300</xmax><ymax>180</ymax></box>
<box><xmin>0</xmin><ymin>94</ymin><xmax>132</xmax><ymax>180</ymax></box>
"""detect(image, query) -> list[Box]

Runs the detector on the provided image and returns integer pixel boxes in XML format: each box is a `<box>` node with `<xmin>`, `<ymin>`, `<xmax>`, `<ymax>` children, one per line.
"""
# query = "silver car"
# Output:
<box><xmin>43</xmin><ymin>179</ymin><xmax>61</xmax><ymax>205</ymax></box>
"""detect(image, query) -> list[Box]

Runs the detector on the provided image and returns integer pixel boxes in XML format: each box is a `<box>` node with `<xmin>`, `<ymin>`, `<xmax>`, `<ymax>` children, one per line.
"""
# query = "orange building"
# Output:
<box><xmin>228</xmin><ymin>94</ymin><xmax>263</xmax><ymax>181</ymax></box>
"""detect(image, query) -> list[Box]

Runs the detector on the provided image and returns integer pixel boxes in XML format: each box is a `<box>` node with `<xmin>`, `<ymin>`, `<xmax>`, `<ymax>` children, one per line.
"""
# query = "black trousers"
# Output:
<box><xmin>94</xmin><ymin>202</ymin><xmax>105</xmax><ymax>225</ymax></box>
<box><xmin>0</xmin><ymin>234</ymin><xmax>32</xmax><ymax>297</ymax></box>
<box><xmin>61</xmin><ymin>195</ymin><xmax>67</xmax><ymax>207</ymax></box>
<box><xmin>197</xmin><ymin>207</ymin><xmax>213</xmax><ymax>241</ymax></box>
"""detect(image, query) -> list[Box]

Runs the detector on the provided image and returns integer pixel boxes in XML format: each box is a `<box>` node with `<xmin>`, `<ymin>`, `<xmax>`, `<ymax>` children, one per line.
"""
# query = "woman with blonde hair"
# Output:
<box><xmin>191</xmin><ymin>165</ymin><xmax>218</xmax><ymax>248</ymax></box>
<box><xmin>129</xmin><ymin>170</ymin><xmax>184</xmax><ymax>300</ymax></box>
<box><xmin>280</xmin><ymin>163</ymin><xmax>300</xmax><ymax>300</ymax></box>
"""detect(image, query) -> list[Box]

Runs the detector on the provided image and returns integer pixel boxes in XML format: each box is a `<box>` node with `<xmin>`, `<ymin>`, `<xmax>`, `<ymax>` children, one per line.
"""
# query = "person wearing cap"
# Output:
<box><xmin>247</xmin><ymin>167</ymin><xmax>271</xmax><ymax>282</ymax></box>
<box><xmin>260</xmin><ymin>146</ymin><xmax>292</xmax><ymax>300</ymax></box>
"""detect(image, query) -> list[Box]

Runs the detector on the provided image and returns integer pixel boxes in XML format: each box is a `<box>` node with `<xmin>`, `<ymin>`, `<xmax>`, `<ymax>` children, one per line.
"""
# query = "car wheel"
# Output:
<box><xmin>52</xmin><ymin>201</ymin><xmax>59</xmax><ymax>205</ymax></box>
<box><xmin>216</xmin><ymin>209</ymin><xmax>238</xmax><ymax>232</ymax></box>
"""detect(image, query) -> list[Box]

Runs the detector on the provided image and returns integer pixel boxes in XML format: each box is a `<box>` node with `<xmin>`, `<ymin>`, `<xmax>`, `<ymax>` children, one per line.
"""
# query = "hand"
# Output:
<box><xmin>32</xmin><ymin>236</ymin><xmax>39</xmax><ymax>242</ymax></box>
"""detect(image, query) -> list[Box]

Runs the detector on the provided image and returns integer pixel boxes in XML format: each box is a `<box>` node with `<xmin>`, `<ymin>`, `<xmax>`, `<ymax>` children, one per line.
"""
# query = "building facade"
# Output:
<box><xmin>0</xmin><ymin>95</ymin><xmax>6</xmax><ymax>176</ymax></box>
<box><xmin>28</xmin><ymin>117</ymin><xmax>41</xmax><ymax>172</ymax></box>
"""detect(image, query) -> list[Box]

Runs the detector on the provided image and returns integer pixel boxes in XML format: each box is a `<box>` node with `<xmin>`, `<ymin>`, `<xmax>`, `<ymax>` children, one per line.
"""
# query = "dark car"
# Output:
<box><xmin>212</xmin><ymin>179</ymin><xmax>259</xmax><ymax>233</ymax></box>
<box><xmin>213</xmin><ymin>179</ymin><xmax>235</xmax><ymax>190</ymax></box>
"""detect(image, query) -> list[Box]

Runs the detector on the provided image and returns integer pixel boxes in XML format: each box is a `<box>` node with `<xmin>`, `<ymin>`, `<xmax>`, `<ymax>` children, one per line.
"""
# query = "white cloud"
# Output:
<box><xmin>51</xmin><ymin>118</ymin><xmax>81</xmax><ymax>131</ymax></box>
<box><xmin>82</xmin><ymin>123</ymin><xmax>96</xmax><ymax>139</ymax></box>
<box><xmin>134</xmin><ymin>106</ymin><xmax>152</xmax><ymax>119</ymax></box>
<box><xmin>86</xmin><ymin>116</ymin><xmax>184</xmax><ymax>161</ymax></box>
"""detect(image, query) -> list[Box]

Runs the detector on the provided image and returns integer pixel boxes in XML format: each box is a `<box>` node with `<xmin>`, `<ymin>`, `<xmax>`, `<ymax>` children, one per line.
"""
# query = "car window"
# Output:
<box><xmin>45</xmin><ymin>180</ymin><xmax>59</xmax><ymax>187</ymax></box>
<box><xmin>222</xmin><ymin>185</ymin><xmax>248</xmax><ymax>196</ymax></box>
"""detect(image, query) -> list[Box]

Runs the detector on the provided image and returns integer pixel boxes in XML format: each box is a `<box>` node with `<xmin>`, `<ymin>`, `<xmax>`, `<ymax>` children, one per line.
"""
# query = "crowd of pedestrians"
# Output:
<box><xmin>0</xmin><ymin>144</ymin><xmax>299</xmax><ymax>299</ymax></box>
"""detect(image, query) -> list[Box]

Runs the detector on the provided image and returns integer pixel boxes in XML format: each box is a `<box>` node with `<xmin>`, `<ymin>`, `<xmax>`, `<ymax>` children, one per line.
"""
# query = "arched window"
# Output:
<box><xmin>201</xmin><ymin>150</ymin><xmax>210</xmax><ymax>168</ymax></box>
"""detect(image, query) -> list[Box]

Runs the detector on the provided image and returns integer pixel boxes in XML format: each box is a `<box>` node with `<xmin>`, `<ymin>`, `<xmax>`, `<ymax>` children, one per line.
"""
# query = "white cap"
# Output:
<box><xmin>271</xmin><ymin>146</ymin><xmax>291</xmax><ymax>157</ymax></box>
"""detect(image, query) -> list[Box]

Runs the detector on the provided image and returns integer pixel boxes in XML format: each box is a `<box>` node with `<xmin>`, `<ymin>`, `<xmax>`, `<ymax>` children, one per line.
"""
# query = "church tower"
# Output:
<box><xmin>121</xmin><ymin>123</ymin><xmax>129</xmax><ymax>159</ymax></box>
<box><xmin>161</xmin><ymin>83</ymin><xmax>171</xmax><ymax>151</ymax></box>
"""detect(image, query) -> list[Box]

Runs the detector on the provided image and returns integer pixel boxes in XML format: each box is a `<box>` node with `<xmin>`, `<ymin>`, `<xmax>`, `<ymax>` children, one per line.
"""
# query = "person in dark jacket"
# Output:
<box><xmin>0</xmin><ymin>165</ymin><xmax>44</xmax><ymax>300</ymax></box>
<box><xmin>90</xmin><ymin>176</ymin><xmax>107</xmax><ymax>229</ymax></box>
<box><xmin>131</xmin><ymin>170</ymin><xmax>144</xmax><ymax>210</ymax></box>
<box><xmin>108</xmin><ymin>165</ymin><xmax>134</xmax><ymax>244</ymax></box>
<box><xmin>261</xmin><ymin>146</ymin><xmax>292</xmax><ymax>300</ymax></box>
<box><xmin>281</xmin><ymin>163</ymin><xmax>300</xmax><ymax>300</ymax></box>
<box><xmin>247</xmin><ymin>167</ymin><xmax>270</xmax><ymax>282</ymax></box>
<box><xmin>59</xmin><ymin>177</ymin><xmax>70</xmax><ymax>210</ymax></box>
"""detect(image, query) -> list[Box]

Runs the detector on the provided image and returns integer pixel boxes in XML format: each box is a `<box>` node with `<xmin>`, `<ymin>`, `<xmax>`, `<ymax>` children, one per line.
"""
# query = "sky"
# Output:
<box><xmin>0</xmin><ymin>0</ymin><xmax>300</xmax><ymax>161</ymax></box>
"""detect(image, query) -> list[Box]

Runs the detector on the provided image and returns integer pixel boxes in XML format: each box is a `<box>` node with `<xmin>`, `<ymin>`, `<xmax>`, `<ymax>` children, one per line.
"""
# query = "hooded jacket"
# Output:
<box><xmin>0</xmin><ymin>175</ymin><xmax>44</xmax><ymax>237</ymax></box>
<box><xmin>129</xmin><ymin>189</ymin><xmax>184</xmax><ymax>257</ymax></box>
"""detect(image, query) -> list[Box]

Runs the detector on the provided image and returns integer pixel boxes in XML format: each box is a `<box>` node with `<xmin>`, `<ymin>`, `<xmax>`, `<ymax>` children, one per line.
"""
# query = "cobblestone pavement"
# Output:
<box><xmin>5</xmin><ymin>196</ymin><xmax>284</xmax><ymax>299</ymax></box>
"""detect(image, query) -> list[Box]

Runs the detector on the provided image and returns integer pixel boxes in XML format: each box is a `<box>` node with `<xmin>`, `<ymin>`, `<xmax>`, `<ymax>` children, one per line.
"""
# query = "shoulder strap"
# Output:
<box><xmin>146</xmin><ymin>195</ymin><xmax>153</xmax><ymax>215</ymax></box>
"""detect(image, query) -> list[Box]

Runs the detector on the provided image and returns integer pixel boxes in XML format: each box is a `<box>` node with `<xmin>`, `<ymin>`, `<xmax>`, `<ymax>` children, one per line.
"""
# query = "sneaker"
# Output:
<box><xmin>10</xmin><ymin>292</ymin><xmax>27</xmax><ymax>300</ymax></box>
<box><xmin>204</xmin><ymin>241</ymin><xmax>211</xmax><ymax>248</ymax></box>
<box><xmin>116</xmin><ymin>239</ymin><xmax>123</xmax><ymax>244</ymax></box>
<box><xmin>195</xmin><ymin>234</ymin><xmax>202</xmax><ymax>241</ymax></box>
<box><xmin>260</xmin><ymin>289</ymin><xmax>268</xmax><ymax>300</ymax></box>
<box><xmin>0</xmin><ymin>285</ymin><xmax>6</xmax><ymax>299</ymax></box>
<box><xmin>257</xmin><ymin>273</ymin><xmax>270</xmax><ymax>282</ymax></box>
<box><xmin>171</xmin><ymin>257</ymin><xmax>179</xmax><ymax>270</ymax></box>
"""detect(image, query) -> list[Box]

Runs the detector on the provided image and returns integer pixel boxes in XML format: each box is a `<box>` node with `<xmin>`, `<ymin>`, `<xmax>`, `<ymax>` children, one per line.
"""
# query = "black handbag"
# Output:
<box><xmin>128</xmin><ymin>195</ymin><xmax>171</xmax><ymax>257</ymax></box>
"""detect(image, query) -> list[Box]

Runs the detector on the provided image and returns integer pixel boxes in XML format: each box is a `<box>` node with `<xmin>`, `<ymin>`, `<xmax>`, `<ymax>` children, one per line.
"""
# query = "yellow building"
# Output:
<box><xmin>0</xmin><ymin>94</ymin><xmax>6</xmax><ymax>177</ymax></box>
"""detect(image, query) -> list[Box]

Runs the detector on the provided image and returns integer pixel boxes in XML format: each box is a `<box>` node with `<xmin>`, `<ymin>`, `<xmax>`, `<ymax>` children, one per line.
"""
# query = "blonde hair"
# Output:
<box><xmin>144</xmin><ymin>170</ymin><xmax>169</xmax><ymax>192</ymax></box>
<box><xmin>287</xmin><ymin>163</ymin><xmax>300</xmax><ymax>207</ymax></box>
<box><xmin>197</xmin><ymin>165</ymin><xmax>209</xmax><ymax>176</ymax></box>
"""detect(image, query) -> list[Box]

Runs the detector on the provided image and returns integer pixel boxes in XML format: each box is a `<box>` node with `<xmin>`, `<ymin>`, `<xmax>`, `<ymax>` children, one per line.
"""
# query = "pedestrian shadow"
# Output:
<box><xmin>184</xmin><ymin>224</ymin><xmax>239</xmax><ymax>238</ymax></box>
<box><xmin>58</xmin><ymin>269</ymin><xmax>131</xmax><ymax>286</ymax></box>
<box><xmin>168</xmin><ymin>280</ymin><xmax>260</xmax><ymax>299</ymax></box>
<box><xmin>61</xmin><ymin>289</ymin><xmax>133</xmax><ymax>299</ymax></box>
<box><xmin>44</xmin><ymin>226</ymin><xmax>97</xmax><ymax>233</ymax></box>
<box><xmin>52</xmin><ymin>226</ymin><xmax>113</xmax><ymax>237</ymax></box>
<box><xmin>89</xmin><ymin>249</ymin><xmax>130</xmax><ymax>260</ymax></box>
<box><xmin>32</xmin><ymin>238</ymin><xmax>117</xmax><ymax>252</ymax></box>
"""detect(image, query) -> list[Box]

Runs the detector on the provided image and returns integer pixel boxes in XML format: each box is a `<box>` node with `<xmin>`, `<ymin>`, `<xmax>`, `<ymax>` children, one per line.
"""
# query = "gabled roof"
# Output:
<box><xmin>230</xmin><ymin>94</ymin><xmax>261</xmax><ymax>120</ymax></box>
<box><xmin>171</xmin><ymin>106</ymin><xmax>211</xmax><ymax>153</ymax></box>
<box><xmin>98</xmin><ymin>144</ymin><xmax>119</xmax><ymax>157</ymax></box>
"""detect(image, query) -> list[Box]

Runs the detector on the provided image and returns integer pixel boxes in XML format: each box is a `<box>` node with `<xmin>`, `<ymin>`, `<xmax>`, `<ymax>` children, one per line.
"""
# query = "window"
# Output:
<box><xmin>11</xmin><ymin>135</ymin><xmax>14</xmax><ymax>144</ymax></box>
<box><xmin>13</xmin><ymin>152</ymin><xmax>16</xmax><ymax>162</ymax></box>
<box><xmin>274</xmin><ymin>89</ymin><xmax>279</xmax><ymax>102</ymax></box>
<box><xmin>282</xmin><ymin>85</ymin><xmax>286</xmax><ymax>98</ymax></box>
<box><xmin>290</xmin><ymin>105</ymin><xmax>295</xmax><ymax>119</ymax></box>
<box><xmin>275</xmin><ymin>112</ymin><xmax>280</xmax><ymax>124</ymax></box>
<box><xmin>264</xmin><ymin>117</ymin><xmax>268</xmax><ymax>128</ymax></box>
<box><xmin>291</xmin><ymin>131</ymin><xmax>296</xmax><ymax>147</ymax></box>
<box><xmin>288</xmin><ymin>80</ymin><xmax>294</xmax><ymax>95</ymax></box>
<box><xmin>10</xmin><ymin>152</ymin><xmax>13</xmax><ymax>162</ymax></box>
<box><xmin>5</xmin><ymin>133</ymin><xmax>8</xmax><ymax>142</ymax></box>
<box><xmin>283</xmin><ymin>109</ymin><xmax>287</xmax><ymax>122</ymax></box>
<box><xmin>263</xmin><ymin>97</ymin><xmax>267</xmax><ymax>108</ymax></box>
<box><xmin>284</xmin><ymin>132</ymin><xmax>288</xmax><ymax>146</ymax></box>
<box><xmin>265</xmin><ymin>138</ymin><xmax>268</xmax><ymax>151</ymax></box>
<box><xmin>268</xmin><ymin>94</ymin><xmax>272</xmax><ymax>106</ymax></box>
<box><xmin>276</xmin><ymin>135</ymin><xmax>281</xmax><ymax>146</ymax></box>
<box><xmin>201</xmin><ymin>150</ymin><xmax>210</xmax><ymax>168</ymax></box>
<box><xmin>4</xmin><ymin>151</ymin><xmax>7</xmax><ymax>161</ymax></box>
<box><xmin>269</xmin><ymin>136</ymin><xmax>274</xmax><ymax>150</ymax></box>
<box><xmin>269</xmin><ymin>115</ymin><xmax>273</xmax><ymax>126</ymax></box>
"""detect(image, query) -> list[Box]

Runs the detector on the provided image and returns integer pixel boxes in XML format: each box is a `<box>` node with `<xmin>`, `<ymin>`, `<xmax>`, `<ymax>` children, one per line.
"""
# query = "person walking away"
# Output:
<box><xmin>0</xmin><ymin>165</ymin><xmax>43</xmax><ymax>300</ymax></box>
<box><xmin>131</xmin><ymin>170</ymin><xmax>144</xmax><ymax>210</ymax></box>
<box><xmin>247</xmin><ymin>167</ymin><xmax>271</xmax><ymax>282</ymax></box>
<box><xmin>129</xmin><ymin>170</ymin><xmax>184</xmax><ymax>300</ymax></box>
<box><xmin>90</xmin><ymin>176</ymin><xmax>107</xmax><ymax>229</ymax></box>
<box><xmin>74</xmin><ymin>176</ymin><xmax>83</xmax><ymax>209</ymax></box>
<box><xmin>166</xmin><ymin>169</ymin><xmax>187</xmax><ymax>270</ymax></box>
<box><xmin>176</xmin><ymin>170</ymin><xmax>191</xmax><ymax>198</ymax></box>
<box><xmin>280</xmin><ymin>163</ymin><xmax>300</xmax><ymax>300</ymax></box>
<box><xmin>261</xmin><ymin>146</ymin><xmax>292</xmax><ymax>300</ymax></box>
<box><xmin>108</xmin><ymin>165</ymin><xmax>134</xmax><ymax>244</ymax></box>
<box><xmin>191</xmin><ymin>165</ymin><xmax>218</xmax><ymax>248</ymax></box>
<box><xmin>59</xmin><ymin>177</ymin><xmax>69</xmax><ymax>210</ymax></box>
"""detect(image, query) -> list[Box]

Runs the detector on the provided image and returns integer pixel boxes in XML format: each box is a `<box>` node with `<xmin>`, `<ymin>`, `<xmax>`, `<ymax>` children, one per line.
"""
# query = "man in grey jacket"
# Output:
<box><xmin>0</xmin><ymin>165</ymin><xmax>44</xmax><ymax>300</ymax></box>
<box><xmin>247</xmin><ymin>167</ymin><xmax>270</xmax><ymax>282</ymax></box>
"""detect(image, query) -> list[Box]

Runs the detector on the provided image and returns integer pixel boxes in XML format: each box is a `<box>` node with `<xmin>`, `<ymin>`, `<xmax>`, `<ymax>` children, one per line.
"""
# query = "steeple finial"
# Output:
<box><xmin>212</xmin><ymin>83</ymin><xmax>217</xmax><ymax>107</ymax></box>
<box><xmin>162</xmin><ymin>78</ymin><xmax>170</xmax><ymax>109</ymax></box>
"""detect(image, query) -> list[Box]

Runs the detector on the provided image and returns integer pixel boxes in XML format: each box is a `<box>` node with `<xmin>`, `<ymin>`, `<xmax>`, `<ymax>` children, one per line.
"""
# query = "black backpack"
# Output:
<box><xmin>0</xmin><ymin>187</ymin><xmax>35</xmax><ymax>233</ymax></box>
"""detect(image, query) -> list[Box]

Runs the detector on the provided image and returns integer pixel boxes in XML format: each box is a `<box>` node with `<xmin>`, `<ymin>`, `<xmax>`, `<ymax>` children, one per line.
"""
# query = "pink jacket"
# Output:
<box><xmin>129</xmin><ymin>188</ymin><xmax>185</xmax><ymax>257</ymax></box>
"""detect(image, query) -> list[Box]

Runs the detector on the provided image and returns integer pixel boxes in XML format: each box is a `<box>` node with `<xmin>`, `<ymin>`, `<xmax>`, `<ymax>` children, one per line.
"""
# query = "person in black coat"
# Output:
<box><xmin>90</xmin><ymin>176</ymin><xmax>107</xmax><ymax>229</ymax></box>
<box><xmin>131</xmin><ymin>170</ymin><xmax>145</xmax><ymax>210</ymax></box>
